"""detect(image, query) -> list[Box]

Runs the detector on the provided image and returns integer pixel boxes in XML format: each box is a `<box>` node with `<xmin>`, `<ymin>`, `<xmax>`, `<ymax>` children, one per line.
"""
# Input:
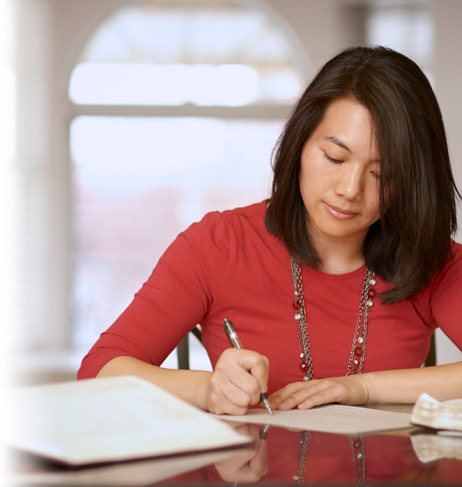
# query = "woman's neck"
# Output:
<box><xmin>318</xmin><ymin>252</ymin><xmax>365</xmax><ymax>274</ymax></box>
<box><xmin>312</xmin><ymin>233</ymin><xmax>366</xmax><ymax>275</ymax></box>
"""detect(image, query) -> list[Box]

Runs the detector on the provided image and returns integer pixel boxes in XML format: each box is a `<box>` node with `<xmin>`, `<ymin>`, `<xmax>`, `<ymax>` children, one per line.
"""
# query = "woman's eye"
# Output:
<box><xmin>371</xmin><ymin>171</ymin><xmax>381</xmax><ymax>180</ymax></box>
<box><xmin>323</xmin><ymin>152</ymin><xmax>342</xmax><ymax>164</ymax></box>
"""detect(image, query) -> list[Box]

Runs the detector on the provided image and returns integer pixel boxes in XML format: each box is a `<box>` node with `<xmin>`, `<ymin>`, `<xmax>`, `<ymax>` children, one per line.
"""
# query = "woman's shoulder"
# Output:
<box><xmin>182</xmin><ymin>199</ymin><xmax>293</xmax><ymax>265</ymax></box>
<box><xmin>200</xmin><ymin>200</ymin><xmax>267</xmax><ymax>225</ymax></box>
<box><xmin>423</xmin><ymin>239</ymin><xmax>462</xmax><ymax>295</ymax></box>
<box><xmin>446</xmin><ymin>239</ymin><xmax>462</xmax><ymax>273</ymax></box>
<box><xmin>156</xmin><ymin>201</ymin><xmax>270</xmax><ymax>283</ymax></box>
<box><xmin>439</xmin><ymin>240</ymin><xmax>462</xmax><ymax>274</ymax></box>
<box><xmin>450</xmin><ymin>240</ymin><xmax>462</xmax><ymax>259</ymax></box>
<box><xmin>183</xmin><ymin>200</ymin><xmax>268</xmax><ymax>239</ymax></box>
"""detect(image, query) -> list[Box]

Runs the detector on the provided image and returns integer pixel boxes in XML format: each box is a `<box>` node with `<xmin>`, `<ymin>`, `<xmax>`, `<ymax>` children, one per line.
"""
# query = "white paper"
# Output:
<box><xmin>216</xmin><ymin>404</ymin><xmax>412</xmax><ymax>435</ymax></box>
<box><xmin>5</xmin><ymin>376</ymin><xmax>251</xmax><ymax>465</ymax></box>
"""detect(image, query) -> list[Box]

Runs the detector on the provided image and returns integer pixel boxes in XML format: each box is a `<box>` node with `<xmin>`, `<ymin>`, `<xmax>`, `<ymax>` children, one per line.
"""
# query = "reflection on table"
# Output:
<box><xmin>165</xmin><ymin>423</ymin><xmax>462</xmax><ymax>486</ymax></box>
<box><xmin>7</xmin><ymin>422</ymin><xmax>462</xmax><ymax>486</ymax></box>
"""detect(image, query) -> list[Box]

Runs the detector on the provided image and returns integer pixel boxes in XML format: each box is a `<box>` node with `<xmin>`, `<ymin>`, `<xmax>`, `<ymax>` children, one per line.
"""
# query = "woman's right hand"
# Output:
<box><xmin>205</xmin><ymin>348</ymin><xmax>270</xmax><ymax>415</ymax></box>
<box><xmin>214</xmin><ymin>423</ymin><xmax>268</xmax><ymax>482</ymax></box>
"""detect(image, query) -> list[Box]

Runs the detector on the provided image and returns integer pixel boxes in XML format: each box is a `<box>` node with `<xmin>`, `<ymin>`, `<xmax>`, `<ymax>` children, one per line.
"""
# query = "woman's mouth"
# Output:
<box><xmin>323</xmin><ymin>202</ymin><xmax>359</xmax><ymax>220</ymax></box>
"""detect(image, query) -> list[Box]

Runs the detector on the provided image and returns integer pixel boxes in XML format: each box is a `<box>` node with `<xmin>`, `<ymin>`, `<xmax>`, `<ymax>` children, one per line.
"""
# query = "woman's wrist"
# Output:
<box><xmin>348</xmin><ymin>374</ymin><xmax>371</xmax><ymax>405</ymax></box>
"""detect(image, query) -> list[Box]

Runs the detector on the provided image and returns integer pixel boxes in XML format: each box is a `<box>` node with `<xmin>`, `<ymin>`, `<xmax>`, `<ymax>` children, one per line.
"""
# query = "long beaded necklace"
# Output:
<box><xmin>291</xmin><ymin>258</ymin><xmax>376</xmax><ymax>381</ymax></box>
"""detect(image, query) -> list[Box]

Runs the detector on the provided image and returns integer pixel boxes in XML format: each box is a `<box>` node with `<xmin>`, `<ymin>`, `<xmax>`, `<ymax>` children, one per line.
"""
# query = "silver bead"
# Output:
<box><xmin>358</xmin><ymin>337</ymin><xmax>364</xmax><ymax>344</ymax></box>
<box><xmin>303</xmin><ymin>376</ymin><xmax>309</xmax><ymax>382</ymax></box>
<box><xmin>300</xmin><ymin>353</ymin><xmax>304</xmax><ymax>359</ymax></box>
<box><xmin>370</xmin><ymin>278</ymin><xmax>376</xmax><ymax>286</ymax></box>
<box><xmin>357</xmin><ymin>452</ymin><xmax>363</xmax><ymax>459</ymax></box>
<box><xmin>354</xmin><ymin>359</ymin><xmax>359</xmax><ymax>366</ymax></box>
<box><xmin>293</xmin><ymin>475</ymin><xmax>299</xmax><ymax>481</ymax></box>
<box><xmin>295</xmin><ymin>313</ymin><xmax>301</xmax><ymax>320</ymax></box>
<box><xmin>367</xmin><ymin>299</ymin><xmax>373</xmax><ymax>307</ymax></box>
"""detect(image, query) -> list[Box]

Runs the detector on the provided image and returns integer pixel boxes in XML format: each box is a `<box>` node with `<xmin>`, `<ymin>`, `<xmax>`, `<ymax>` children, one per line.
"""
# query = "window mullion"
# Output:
<box><xmin>69</xmin><ymin>104</ymin><xmax>292</xmax><ymax>120</ymax></box>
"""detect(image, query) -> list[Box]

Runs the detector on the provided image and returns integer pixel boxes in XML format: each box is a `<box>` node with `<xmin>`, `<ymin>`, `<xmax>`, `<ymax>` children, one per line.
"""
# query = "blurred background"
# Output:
<box><xmin>1</xmin><ymin>0</ymin><xmax>461</xmax><ymax>386</ymax></box>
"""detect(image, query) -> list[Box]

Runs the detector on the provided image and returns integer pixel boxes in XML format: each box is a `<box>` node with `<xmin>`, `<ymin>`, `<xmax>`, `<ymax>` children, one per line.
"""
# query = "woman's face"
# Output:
<box><xmin>299</xmin><ymin>97</ymin><xmax>382</xmax><ymax>250</ymax></box>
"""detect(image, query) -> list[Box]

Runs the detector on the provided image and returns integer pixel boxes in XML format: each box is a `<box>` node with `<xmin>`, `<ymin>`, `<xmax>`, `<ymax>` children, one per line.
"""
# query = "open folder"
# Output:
<box><xmin>5</xmin><ymin>376</ymin><xmax>252</xmax><ymax>466</ymax></box>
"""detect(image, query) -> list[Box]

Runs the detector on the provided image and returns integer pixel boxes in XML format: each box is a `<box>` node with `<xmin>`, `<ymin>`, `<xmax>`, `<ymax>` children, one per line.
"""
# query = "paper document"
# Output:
<box><xmin>5</xmin><ymin>376</ymin><xmax>252</xmax><ymax>466</ymax></box>
<box><xmin>216</xmin><ymin>404</ymin><xmax>412</xmax><ymax>435</ymax></box>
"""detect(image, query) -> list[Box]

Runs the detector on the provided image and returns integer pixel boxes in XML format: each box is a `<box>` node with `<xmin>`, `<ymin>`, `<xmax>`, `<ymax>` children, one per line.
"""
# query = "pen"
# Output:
<box><xmin>223</xmin><ymin>317</ymin><xmax>273</xmax><ymax>415</ymax></box>
<box><xmin>260</xmin><ymin>424</ymin><xmax>271</xmax><ymax>439</ymax></box>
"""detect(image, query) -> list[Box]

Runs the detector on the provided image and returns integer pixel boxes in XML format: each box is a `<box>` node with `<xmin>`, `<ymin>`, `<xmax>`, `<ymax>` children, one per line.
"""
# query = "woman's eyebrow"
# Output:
<box><xmin>323</xmin><ymin>135</ymin><xmax>351</xmax><ymax>153</ymax></box>
<box><xmin>323</xmin><ymin>135</ymin><xmax>381</xmax><ymax>163</ymax></box>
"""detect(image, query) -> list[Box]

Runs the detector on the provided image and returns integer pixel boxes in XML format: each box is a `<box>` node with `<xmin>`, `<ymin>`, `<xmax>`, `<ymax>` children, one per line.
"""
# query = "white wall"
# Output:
<box><xmin>430</xmin><ymin>0</ymin><xmax>462</xmax><ymax>364</ymax></box>
<box><xmin>432</xmin><ymin>0</ymin><xmax>462</xmax><ymax>243</ymax></box>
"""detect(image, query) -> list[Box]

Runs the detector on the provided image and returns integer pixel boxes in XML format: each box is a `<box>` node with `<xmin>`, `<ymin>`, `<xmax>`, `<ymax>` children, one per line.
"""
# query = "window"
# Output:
<box><xmin>69</xmin><ymin>0</ymin><xmax>308</xmax><ymax>367</ymax></box>
<box><xmin>69</xmin><ymin>0</ymin><xmax>304</xmax><ymax>106</ymax></box>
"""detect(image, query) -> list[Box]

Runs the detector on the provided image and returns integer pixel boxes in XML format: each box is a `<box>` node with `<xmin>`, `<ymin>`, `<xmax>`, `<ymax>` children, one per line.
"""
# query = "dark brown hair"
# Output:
<box><xmin>265</xmin><ymin>45</ymin><xmax>460</xmax><ymax>303</ymax></box>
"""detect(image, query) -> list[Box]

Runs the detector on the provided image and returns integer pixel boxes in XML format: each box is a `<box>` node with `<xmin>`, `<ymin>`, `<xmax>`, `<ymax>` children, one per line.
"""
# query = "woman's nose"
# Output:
<box><xmin>335</xmin><ymin>164</ymin><xmax>364</xmax><ymax>201</ymax></box>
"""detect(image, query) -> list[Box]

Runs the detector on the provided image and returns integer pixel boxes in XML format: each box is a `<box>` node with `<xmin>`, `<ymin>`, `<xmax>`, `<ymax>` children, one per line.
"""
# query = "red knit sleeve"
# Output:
<box><xmin>77</xmin><ymin>211</ymin><xmax>230</xmax><ymax>379</ymax></box>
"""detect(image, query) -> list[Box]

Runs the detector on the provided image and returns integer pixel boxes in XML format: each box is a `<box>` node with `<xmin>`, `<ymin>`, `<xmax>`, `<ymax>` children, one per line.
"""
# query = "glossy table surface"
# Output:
<box><xmin>6</xmin><ymin>418</ymin><xmax>462</xmax><ymax>487</ymax></box>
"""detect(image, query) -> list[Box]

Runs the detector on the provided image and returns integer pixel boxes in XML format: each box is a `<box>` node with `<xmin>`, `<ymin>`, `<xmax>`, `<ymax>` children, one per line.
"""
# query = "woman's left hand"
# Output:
<box><xmin>268</xmin><ymin>375</ymin><xmax>369</xmax><ymax>410</ymax></box>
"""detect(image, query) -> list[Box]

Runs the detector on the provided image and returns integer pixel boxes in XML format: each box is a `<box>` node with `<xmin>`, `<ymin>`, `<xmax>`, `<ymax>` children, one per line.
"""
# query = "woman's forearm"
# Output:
<box><xmin>98</xmin><ymin>349</ymin><xmax>271</xmax><ymax>415</ymax></box>
<box><xmin>360</xmin><ymin>361</ymin><xmax>462</xmax><ymax>404</ymax></box>
<box><xmin>97</xmin><ymin>356</ymin><xmax>213</xmax><ymax>410</ymax></box>
<box><xmin>97</xmin><ymin>357</ymin><xmax>462</xmax><ymax>413</ymax></box>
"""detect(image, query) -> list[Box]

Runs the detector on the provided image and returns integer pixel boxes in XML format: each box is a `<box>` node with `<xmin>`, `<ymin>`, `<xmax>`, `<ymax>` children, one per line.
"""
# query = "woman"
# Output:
<box><xmin>78</xmin><ymin>46</ymin><xmax>462</xmax><ymax>414</ymax></box>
